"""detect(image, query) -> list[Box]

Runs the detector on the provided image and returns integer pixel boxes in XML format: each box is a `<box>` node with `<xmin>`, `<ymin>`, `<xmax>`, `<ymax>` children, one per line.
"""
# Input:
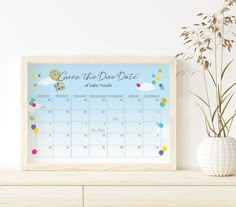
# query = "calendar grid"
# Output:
<box><xmin>32</xmin><ymin>96</ymin><xmax>164</xmax><ymax>158</ymax></box>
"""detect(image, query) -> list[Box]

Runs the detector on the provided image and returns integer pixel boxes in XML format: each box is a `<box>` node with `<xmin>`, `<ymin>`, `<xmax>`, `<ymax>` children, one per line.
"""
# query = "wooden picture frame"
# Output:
<box><xmin>21</xmin><ymin>56</ymin><xmax>176</xmax><ymax>170</ymax></box>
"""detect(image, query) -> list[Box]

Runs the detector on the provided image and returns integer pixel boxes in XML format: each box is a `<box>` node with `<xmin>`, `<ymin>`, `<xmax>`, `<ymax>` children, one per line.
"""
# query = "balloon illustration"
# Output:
<box><xmin>49</xmin><ymin>70</ymin><xmax>61</xmax><ymax>81</ymax></box>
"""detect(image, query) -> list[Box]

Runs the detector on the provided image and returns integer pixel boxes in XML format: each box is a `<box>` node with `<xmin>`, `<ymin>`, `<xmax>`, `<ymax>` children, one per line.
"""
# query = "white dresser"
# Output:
<box><xmin>0</xmin><ymin>170</ymin><xmax>235</xmax><ymax>207</ymax></box>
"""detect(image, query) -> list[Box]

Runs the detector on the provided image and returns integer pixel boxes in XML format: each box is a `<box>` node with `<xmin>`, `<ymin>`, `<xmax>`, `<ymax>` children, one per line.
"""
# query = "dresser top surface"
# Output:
<box><xmin>0</xmin><ymin>170</ymin><xmax>235</xmax><ymax>186</ymax></box>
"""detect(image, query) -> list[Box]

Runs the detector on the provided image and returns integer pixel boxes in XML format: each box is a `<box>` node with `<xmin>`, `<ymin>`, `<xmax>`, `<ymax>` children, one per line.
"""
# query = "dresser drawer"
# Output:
<box><xmin>84</xmin><ymin>186</ymin><xmax>236</xmax><ymax>207</ymax></box>
<box><xmin>0</xmin><ymin>186</ymin><xmax>83</xmax><ymax>207</ymax></box>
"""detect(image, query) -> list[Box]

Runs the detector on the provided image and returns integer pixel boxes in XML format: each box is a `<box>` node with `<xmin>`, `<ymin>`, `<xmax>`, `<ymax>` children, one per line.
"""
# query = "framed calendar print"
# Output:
<box><xmin>21</xmin><ymin>56</ymin><xmax>176</xmax><ymax>170</ymax></box>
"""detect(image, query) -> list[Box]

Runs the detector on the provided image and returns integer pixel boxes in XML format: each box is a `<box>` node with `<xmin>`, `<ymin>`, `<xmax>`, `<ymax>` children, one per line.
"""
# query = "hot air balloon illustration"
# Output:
<box><xmin>49</xmin><ymin>70</ymin><xmax>61</xmax><ymax>81</ymax></box>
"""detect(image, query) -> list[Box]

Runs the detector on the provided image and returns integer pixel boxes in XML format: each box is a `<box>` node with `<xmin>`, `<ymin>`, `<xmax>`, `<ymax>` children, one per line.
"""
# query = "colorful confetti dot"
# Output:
<box><xmin>32</xmin><ymin>149</ymin><xmax>37</xmax><ymax>155</ymax></box>
<box><xmin>29</xmin><ymin>116</ymin><xmax>35</xmax><ymax>121</ymax></box>
<box><xmin>31</xmin><ymin>124</ymin><xmax>36</xmax><ymax>129</ymax></box>
<box><xmin>159</xmin><ymin>150</ymin><xmax>164</xmax><ymax>156</ymax></box>
<box><xmin>158</xmin><ymin>69</ymin><xmax>162</xmax><ymax>73</ymax></box>
<box><xmin>159</xmin><ymin>83</ymin><xmax>163</xmax><ymax>87</ymax></box>
<box><xmin>33</xmin><ymin>83</ymin><xmax>37</xmax><ymax>87</ymax></box>
<box><xmin>33</xmin><ymin>128</ymin><xmax>39</xmax><ymax>134</ymax></box>
<box><xmin>161</xmin><ymin>87</ymin><xmax>165</xmax><ymax>91</ymax></box>
<box><xmin>162</xmin><ymin>146</ymin><xmax>168</xmax><ymax>151</ymax></box>
<box><xmin>152</xmin><ymin>80</ymin><xmax>156</xmax><ymax>85</ymax></box>
<box><xmin>152</xmin><ymin>74</ymin><xmax>155</xmax><ymax>78</ymax></box>
<box><xmin>160</xmin><ymin>102</ymin><xmax>165</xmax><ymax>107</ymax></box>
<box><xmin>136</xmin><ymin>83</ymin><xmax>141</xmax><ymax>88</ymax></box>
<box><xmin>32</xmin><ymin>102</ymin><xmax>36</xmax><ymax>107</ymax></box>
<box><xmin>155</xmin><ymin>76</ymin><xmax>161</xmax><ymax>81</ymax></box>
<box><xmin>29</xmin><ymin>98</ymin><xmax>35</xmax><ymax>105</ymax></box>
<box><xmin>158</xmin><ymin>123</ymin><xmax>164</xmax><ymax>128</ymax></box>
<box><xmin>161</xmin><ymin>98</ymin><xmax>167</xmax><ymax>103</ymax></box>
<box><xmin>38</xmin><ymin>74</ymin><xmax>41</xmax><ymax>77</ymax></box>
<box><xmin>32</xmin><ymin>74</ymin><xmax>37</xmax><ymax>78</ymax></box>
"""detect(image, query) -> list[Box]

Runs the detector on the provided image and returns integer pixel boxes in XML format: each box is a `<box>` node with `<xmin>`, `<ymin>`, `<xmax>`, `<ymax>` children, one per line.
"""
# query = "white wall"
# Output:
<box><xmin>0</xmin><ymin>0</ymin><xmax>235</xmax><ymax>169</ymax></box>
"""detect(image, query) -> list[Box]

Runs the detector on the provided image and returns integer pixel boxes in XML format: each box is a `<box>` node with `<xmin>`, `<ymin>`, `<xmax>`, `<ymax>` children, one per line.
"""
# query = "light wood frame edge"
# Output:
<box><xmin>21</xmin><ymin>56</ymin><xmax>176</xmax><ymax>171</ymax></box>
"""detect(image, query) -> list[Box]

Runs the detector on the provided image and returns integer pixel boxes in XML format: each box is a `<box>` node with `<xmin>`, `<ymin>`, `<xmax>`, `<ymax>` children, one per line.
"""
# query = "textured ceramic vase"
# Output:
<box><xmin>197</xmin><ymin>137</ymin><xmax>236</xmax><ymax>176</ymax></box>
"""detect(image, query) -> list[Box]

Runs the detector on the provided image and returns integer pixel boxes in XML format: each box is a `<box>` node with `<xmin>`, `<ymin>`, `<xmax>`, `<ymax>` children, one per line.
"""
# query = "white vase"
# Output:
<box><xmin>197</xmin><ymin>137</ymin><xmax>236</xmax><ymax>176</ymax></box>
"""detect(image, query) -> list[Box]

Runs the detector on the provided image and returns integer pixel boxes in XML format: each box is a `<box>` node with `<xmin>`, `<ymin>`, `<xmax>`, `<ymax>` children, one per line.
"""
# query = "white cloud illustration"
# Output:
<box><xmin>38</xmin><ymin>77</ymin><xmax>56</xmax><ymax>86</ymax></box>
<box><xmin>137</xmin><ymin>82</ymin><xmax>156</xmax><ymax>91</ymax></box>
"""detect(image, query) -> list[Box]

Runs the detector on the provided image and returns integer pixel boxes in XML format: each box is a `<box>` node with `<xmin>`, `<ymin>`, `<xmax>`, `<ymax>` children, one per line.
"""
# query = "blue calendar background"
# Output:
<box><xmin>28</xmin><ymin>63</ymin><xmax>170</xmax><ymax>161</ymax></box>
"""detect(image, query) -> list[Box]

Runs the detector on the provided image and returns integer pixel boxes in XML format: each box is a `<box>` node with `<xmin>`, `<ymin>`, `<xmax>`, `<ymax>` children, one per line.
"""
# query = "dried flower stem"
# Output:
<box><xmin>177</xmin><ymin>0</ymin><xmax>236</xmax><ymax>137</ymax></box>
